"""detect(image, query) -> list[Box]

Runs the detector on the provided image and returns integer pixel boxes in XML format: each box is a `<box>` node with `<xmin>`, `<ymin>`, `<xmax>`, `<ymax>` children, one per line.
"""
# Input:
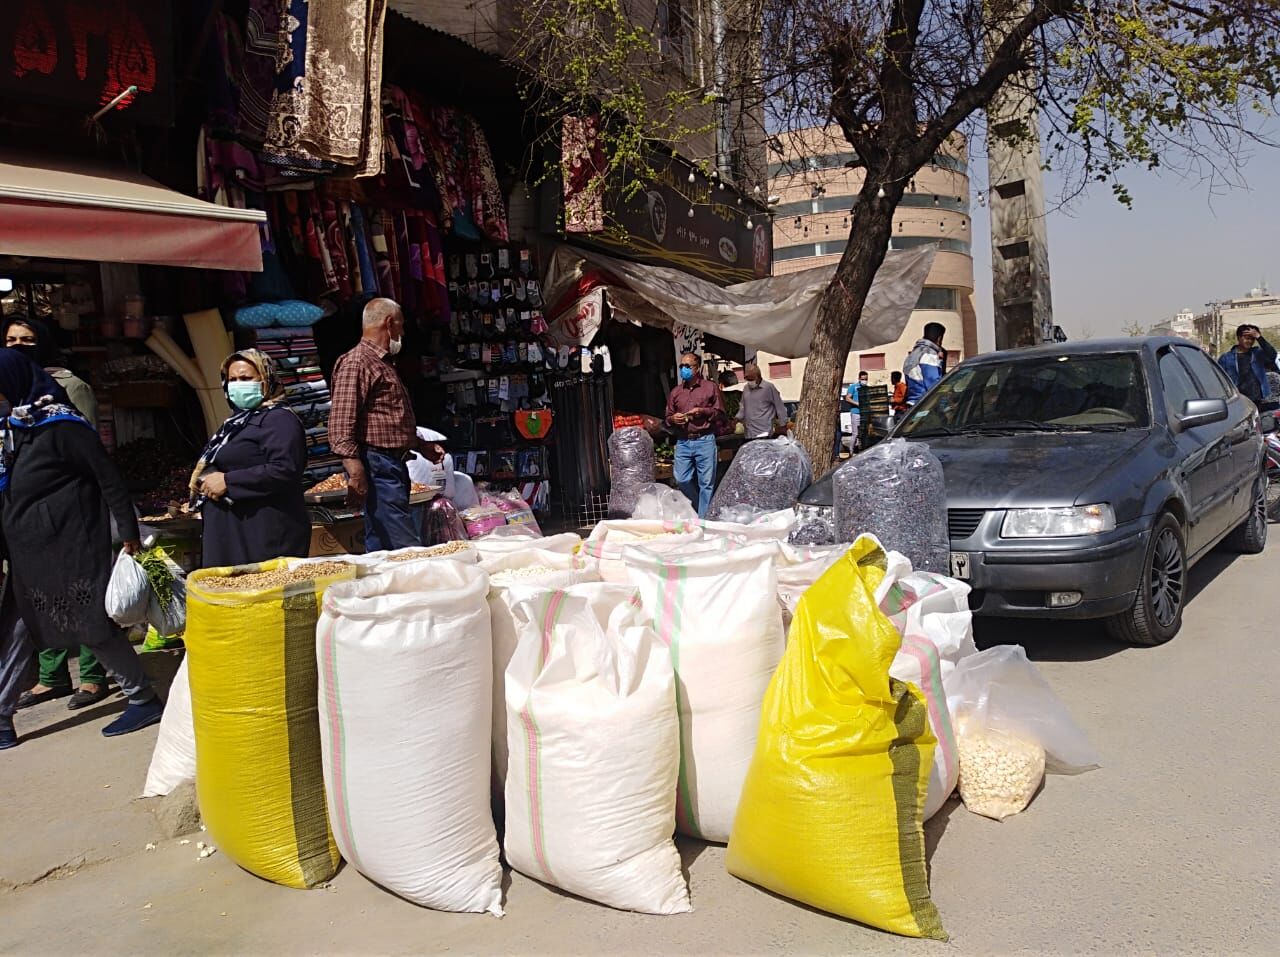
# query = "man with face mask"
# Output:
<box><xmin>665</xmin><ymin>352</ymin><xmax>724</xmax><ymax>516</ymax></box>
<box><xmin>735</xmin><ymin>362</ymin><xmax>788</xmax><ymax>439</ymax></box>
<box><xmin>328</xmin><ymin>298</ymin><xmax>443</xmax><ymax>551</ymax></box>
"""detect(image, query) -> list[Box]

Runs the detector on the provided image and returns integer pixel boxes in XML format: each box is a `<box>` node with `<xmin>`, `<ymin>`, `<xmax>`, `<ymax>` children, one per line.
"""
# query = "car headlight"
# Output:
<box><xmin>1000</xmin><ymin>504</ymin><xmax>1116</xmax><ymax>538</ymax></box>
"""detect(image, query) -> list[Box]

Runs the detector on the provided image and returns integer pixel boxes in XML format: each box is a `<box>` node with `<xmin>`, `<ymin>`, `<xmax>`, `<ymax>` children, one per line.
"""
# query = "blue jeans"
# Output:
<box><xmin>674</xmin><ymin>435</ymin><xmax>717</xmax><ymax>518</ymax></box>
<box><xmin>362</xmin><ymin>449</ymin><xmax>420</xmax><ymax>552</ymax></box>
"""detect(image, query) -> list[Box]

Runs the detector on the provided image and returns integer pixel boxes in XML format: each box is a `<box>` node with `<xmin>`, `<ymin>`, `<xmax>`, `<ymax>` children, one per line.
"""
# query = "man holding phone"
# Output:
<box><xmin>665</xmin><ymin>352</ymin><xmax>724</xmax><ymax>517</ymax></box>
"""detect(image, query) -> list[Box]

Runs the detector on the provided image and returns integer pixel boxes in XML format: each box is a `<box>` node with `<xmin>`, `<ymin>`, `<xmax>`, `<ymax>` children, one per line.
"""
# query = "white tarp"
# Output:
<box><xmin>543</xmin><ymin>244</ymin><xmax>937</xmax><ymax>359</ymax></box>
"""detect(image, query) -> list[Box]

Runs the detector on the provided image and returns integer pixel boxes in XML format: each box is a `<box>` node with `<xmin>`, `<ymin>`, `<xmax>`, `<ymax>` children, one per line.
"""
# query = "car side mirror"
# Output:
<box><xmin>1261</xmin><ymin>411</ymin><xmax>1279</xmax><ymax>434</ymax></box>
<box><xmin>1178</xmin><ymin>398</ymin><xmax>1229</xmax><ymax>429</ymax></box>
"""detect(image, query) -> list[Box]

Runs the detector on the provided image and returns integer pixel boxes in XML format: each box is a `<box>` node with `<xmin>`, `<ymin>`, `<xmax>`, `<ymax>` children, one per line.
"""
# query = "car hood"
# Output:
<box><xmin>916</xmin><ymin>430</ymin><xmax>1152</xmax><ymax>509</ymax></box>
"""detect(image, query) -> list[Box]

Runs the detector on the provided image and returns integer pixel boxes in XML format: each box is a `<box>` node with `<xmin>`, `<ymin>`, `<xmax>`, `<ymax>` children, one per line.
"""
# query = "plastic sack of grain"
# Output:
<box><xmin>504</xmin><ymin>583</ymin><xmax>690</xmax><ymax>914</ymax></box>
<box><xmin>607</xmin><ymin>427</ymin><xmax>656</xmax><ymax>518</ymax></box>
<box><xmin>480</xmin><ymin>549</ymin><xmax>601</xmax><ymax>794</ymax></box>
<box><xmin>706</xmin><ymin>437</ymin><xmax>812</xmax><ymax>521</ymax></box>
<box><xmin>141</xmin><ymin>654</ymin><xmax>195</xmax><ymax>797</ymax></box>
<box><xmin>833</xmin><ymin>439</ymin><xmax>948</xmax><ymax>573</ymax></box>
<box><xmin>462</xmin><ymin>504</ymin><xmax>507</xmax><ymax>539</ymax></box>
<box><xmin>947</xmin><ymin>645</ymin><xmax>1100</xmax><ymax>820</ymax></box>
<box><xmin>472</xmin><ymin>531</ymin><xmax>582</xmax><ymax>561</ymax></box>
<box><xmin>725</xmin><ymin>536</ymin><xmax>946</xmax><ymax>940</ymax></box>
<box><xmin>788</xmin><ymin>503</ymin><xmax>837</xmax><ymax>546</ymax></box>
<box><xmin>702</xmin><ymin>508</ymin><xmax>798</xmax><ymax>543</ymax></box>
<box><xmin>624</xmin><ymin>540</ymin><xmax>784</xmax><ymax>842</ymax></box>
<box><xmin>317</xmin><ymin>562</ymin><xmax>503</xmax><ymax>912</ymax></box>
<box><xmin>775</xmin><ymin>543</ymin><xmax>846</xmax><ymax>632</ymax></box>
<box><xmin>185</xmin><ymin>559</ymin><xmax>356</xmax><ymax>888</ymax></box>
<box><xmin>582</xmin><ymin>520</ymin><xmax>704</xmax><ymax>584</ymax></box>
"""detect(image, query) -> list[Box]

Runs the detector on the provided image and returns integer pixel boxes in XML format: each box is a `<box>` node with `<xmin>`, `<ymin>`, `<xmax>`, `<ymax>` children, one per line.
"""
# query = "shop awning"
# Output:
<box><xmin>0</xmin><ymin>151</ymin><xmax>265</xmax><ymax>272</ymax></box>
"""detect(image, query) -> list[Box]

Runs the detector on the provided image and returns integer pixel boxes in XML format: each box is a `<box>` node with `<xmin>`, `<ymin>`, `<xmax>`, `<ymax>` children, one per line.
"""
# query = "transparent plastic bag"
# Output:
<box><xmin>788</xmin><ymin>504</ymin><xmax>836</xmax><ymax>546</ymax></box>
<box><xmin>607</xmin><ymin>427</ymin><xmax>656</xmax><ymax>518</ymax></box>
<box><xmin>422</xmin><ymin>497</ymin><xmax>470</xmax><ymax>545</ymax></box>
<box><xmin>105</xmin><ymin>549</ymin><xmax>151</xmax><ymax>627</ymax></box>
<box><xmin>833</xmin><ymin>439</ymin><xmax>948</xmax><ymax>573</ymax></box>
<box><xmin>708</xmin><ymin>437</ymin><xmax>812</xmax><ymax>521</ymax></box>
<box><xmin>631</xmin><ymin>483</ymin><xmax>698</xmax><ymax>522</ymax></box>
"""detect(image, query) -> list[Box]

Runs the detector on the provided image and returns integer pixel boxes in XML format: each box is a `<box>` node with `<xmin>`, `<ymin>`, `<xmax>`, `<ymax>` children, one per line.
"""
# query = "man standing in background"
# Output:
<box><xmin>665</xmin><ymin>353</ymin><xmax>723</xmax><ymax>517</ymax></box>
<box><xmin>891</xmin><ymin>370</ymin><xmax>909</xmax><ymax>414</ymax></box>
<box><xmin>736</xmin><ymin>362</ymin><xmax>788</xmax><ymax>439</ymax></box>
<box><xmin>903</xmin><ymin>322</ymin><xmax>948</xmax><ymax>406</ymax></box>
<box><xmin>1218</xmin><ymin>323</ymin><xmax>1278</xmax><ymax>410</ymax></box>
<box><xmin>328</xmin><ymin>298</ymin><xmax>443</xmax><ymax>551</ymax></box>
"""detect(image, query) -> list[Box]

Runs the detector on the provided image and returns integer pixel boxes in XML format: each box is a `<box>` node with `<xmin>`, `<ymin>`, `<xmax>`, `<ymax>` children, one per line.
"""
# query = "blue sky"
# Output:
<box><xmin>970</xmin><ymin>145</ymin><xmax>1280</xmax><ymax>350</ymax></box>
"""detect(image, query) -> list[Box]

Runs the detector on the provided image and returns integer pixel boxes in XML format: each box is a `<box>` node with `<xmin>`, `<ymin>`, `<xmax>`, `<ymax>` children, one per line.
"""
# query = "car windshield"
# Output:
<box><xmin>898</xmin><ymin>352</ymin><xmax>1150</xmax><ymax>437</ymax></box>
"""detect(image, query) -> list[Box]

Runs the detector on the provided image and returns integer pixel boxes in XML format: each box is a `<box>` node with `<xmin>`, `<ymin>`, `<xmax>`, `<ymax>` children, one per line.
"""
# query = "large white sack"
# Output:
<box><xmin>505</xmin><ymin>583</ymin><xmax>690</xmax><ymax>915</ymax></box>
<box><xmin>317</xmin><ymin>562</ymin><xmax>503</xmax><ymax>914</ymax></box>
<box><xmin>624</xmin><ymin>539</ymin><xmax>784</xmax><ymax>842</ymax></box>
<box><xmin>583</xmin><ymin>520</ymin><xmax>705</xmax><ymax>584</ymax></box>
<box><xmin>472</xmin><ymin>531</ymin><xmax>581</xmax><ymax>560</ymax></box>
<box><xmin>775</xmin><ymin>543</ymin><xmax>846</xmax><ymax>631</ymax></box>
<box><xmin>141</xmin><ymin>655</ymin><xmax>195</xmax><ymax>798</ymax></box>
<box><xmin>481</xmin><ymin>549</ymin><xmax>601</xmax><ymax>793</ymax></box>
<box><xmin>700</xmin><ymin>508</ymin><xmax>798</xmax><ymax>543</ymax></box>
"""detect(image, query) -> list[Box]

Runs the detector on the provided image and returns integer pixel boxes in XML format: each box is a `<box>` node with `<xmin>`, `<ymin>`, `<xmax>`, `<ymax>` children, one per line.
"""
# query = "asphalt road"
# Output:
<box><xmin>2</xmin><ymin>541</ymin><xmax>1277</xmax><ymax>955</ymax></box>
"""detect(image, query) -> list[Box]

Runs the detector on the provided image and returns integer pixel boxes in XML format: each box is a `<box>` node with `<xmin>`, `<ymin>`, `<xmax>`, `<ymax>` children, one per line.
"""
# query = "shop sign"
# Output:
<box><xmin>546</xmin><ymin>286</ymin><xmax>606</xmax><ymax>349</ymax></box>
<box><xmin>1</xmin><ymin>0</ymin><xmax>173</xmax><ymax>124</ymax></box>
<box><xmin>553</xmin><ymin>153</ymin><xmax>772</xmax><ymax>286</ymax></box>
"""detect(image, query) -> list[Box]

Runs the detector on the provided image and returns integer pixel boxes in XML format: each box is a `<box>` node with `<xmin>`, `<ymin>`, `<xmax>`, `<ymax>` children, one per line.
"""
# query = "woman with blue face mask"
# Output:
<box><xmin>189</xmin><ymin>349</ymin><xmax>310</xmax><ymax>568</ymax></box>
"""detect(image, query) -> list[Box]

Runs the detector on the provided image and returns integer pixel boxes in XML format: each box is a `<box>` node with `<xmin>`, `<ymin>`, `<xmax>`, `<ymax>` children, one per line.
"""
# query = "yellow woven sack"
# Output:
<box><xmin>725</xmin><ymin>537</ymin><xmax>946</xmax><ymax>940</ymax></box>
<box><xmin>186</xmin><ymin>559</ymin><xmax>355</xmax><ymax>889</ymax></box>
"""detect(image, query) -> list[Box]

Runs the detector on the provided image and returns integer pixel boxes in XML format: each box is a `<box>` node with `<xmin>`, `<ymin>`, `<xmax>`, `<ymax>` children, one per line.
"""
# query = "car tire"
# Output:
<box><xmin>1105</xmin><ymin>512</ymin><xmax>1186</xmax><ymax>647</ymax></box>
<box><xmin>1225</xmin><ymin>473</ymin><xmax>1269</xmax><ymax>553</ymax></box>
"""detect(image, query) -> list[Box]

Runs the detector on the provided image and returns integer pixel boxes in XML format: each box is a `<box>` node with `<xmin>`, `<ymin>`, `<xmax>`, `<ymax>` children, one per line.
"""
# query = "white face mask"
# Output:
<box><xmin>388</xmin><ymin>336</ymin><xmax>403</xmax><ymax>356</ymax></box>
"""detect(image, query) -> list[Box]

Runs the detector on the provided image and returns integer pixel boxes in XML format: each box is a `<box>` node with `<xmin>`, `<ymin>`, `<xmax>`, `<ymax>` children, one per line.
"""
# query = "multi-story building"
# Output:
<box><xmin>757</xmin><ymin>127</ymin><xmax>979</xmax><ymax>399</ymax></box>
<box><xmin>1193</xmin><ymin>287</ymin><xmax>1280</xmax><ymax>351</ymax></box>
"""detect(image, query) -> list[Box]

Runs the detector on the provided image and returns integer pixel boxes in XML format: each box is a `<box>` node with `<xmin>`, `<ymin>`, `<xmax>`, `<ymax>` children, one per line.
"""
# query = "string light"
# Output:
<box><xmin>688</xmin><ymin>206</ymin><xmax>695</xmax><ymax>218</ymax></box>
<box><xmin>688</xmin><ymin>170</ymin><xmax>696</xmax><ymax>184</ymax></box>
<box><xmin>876</xmin><ymin>186</ymin><xmax>886</xmax><ymax>199</ymax></box>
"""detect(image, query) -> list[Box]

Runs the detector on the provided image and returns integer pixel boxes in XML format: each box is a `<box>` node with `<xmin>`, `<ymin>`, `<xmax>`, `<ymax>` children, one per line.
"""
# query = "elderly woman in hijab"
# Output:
<box><xmin>0</xmin><ymin>351</ymin><xmax>161</xmax><ymax>750</ymax></box>
<box><xmin>191</xmin><ymin>349</ymin><xmax>310</xmax><ymax>568</ymax></box>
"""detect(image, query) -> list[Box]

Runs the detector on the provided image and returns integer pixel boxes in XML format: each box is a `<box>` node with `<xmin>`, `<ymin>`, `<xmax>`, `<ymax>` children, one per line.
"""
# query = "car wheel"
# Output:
<box><xmin>1105</xmin><ymin>513</ymin><xmax>1186</xmax><ymax>647</ymax></box>
<box><xmin>1265</xmin><ymin>468</ymin><xmax>1280</xmax><ymax>523</ymax></box>
<box><xmin>1225</xmin><ymin>474</ymin><xmax>1268</xmax><ymax>553</ymax></box>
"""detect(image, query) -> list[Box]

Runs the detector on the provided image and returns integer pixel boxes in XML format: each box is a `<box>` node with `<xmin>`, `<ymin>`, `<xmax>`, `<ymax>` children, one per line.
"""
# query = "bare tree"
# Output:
<box><xmin>510</xmin><ymin>0</ymin><xmax>1280</xmax><ymax>470</ymax></box>
<box><xmin>1120</xmin><ymin>320</ymin><xmax>1147</xmax><ymax>337</ymax></box>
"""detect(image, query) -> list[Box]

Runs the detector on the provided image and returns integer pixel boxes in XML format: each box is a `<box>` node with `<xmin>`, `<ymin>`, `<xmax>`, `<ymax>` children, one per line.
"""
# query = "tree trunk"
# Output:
<box><xmin>793</xmin><ymin>173</ymin><xmax>904</xmax><ymax>474</ymax></box>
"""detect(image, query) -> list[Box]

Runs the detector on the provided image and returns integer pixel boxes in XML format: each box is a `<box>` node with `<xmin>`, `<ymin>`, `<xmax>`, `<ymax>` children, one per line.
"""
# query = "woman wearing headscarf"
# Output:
<box><xmin>0</xmin><ymin>351</ymin><xmax>162</xmax><ymax>750</ymax></box>
<box><xmin>191</xmin><ymin>349</ymin><xmax>310</xmax><ymax>567</ymax></box>
<box><xmin>5</xmin><ymin>315</ymin><xmax>109</xmax><ymax>711</ymax></box>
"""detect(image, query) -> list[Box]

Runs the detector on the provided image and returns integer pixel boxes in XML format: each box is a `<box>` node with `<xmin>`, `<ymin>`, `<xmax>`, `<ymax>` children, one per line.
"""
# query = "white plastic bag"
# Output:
<box><xmin>104</xmin><ymin>549</ymin><xmax>151</xmax><ymax>627</ymax></box>
<box><xmin>144</xmin><ymin>554</ymin><xmax>188</xmax><ymax>636</ymax></box>
<box><xmin>504</xmin><ymin>584</ymin><xmax>690</xmax><ymax>914</ymax></box>
<box><xmin>631</xmin><ymin>484</ymin><xmax>698</xmax><ymax>522</ymax></box>
<box><xmin>141</xmin><ymin>655</ymin><xmax>195</xmax><ymax>797</ymax></box>
<box><xmin>480</xmin><ymin>549</ymin><xmax>601</xmax><ymax>793</ymax></box>
<box><xmin>624</xmin><ymin>539</ymin><xmax>785</xmax><ymax>842</ymax></box>
<box><xmin>583</xmin><ymin>520</ymin><xmax>704</xmax><ymax>584</ymax></box>
<box><xmin>317</xmin><ymin>562</ymin><xmax>503</xmax><ymax>913</ymax></box>
<box><xmin>947</xmin><ymin>645</ymin><xmax>1100</xmax><ymax>820</ymax></box>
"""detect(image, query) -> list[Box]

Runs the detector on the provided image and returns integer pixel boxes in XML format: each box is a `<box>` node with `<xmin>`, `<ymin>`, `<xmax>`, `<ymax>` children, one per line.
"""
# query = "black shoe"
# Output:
<box><xmin>0</xmin><ymin>715</ymin><xmax>17</xmax><ymax>750</ymax></box>
<box><xmin>67</xmin><ymin>685</ymin><xmax>112</xmax><ymax>710</ymax></box>
<box><xmin>16</xmin><ymin>686</ymin><xmax>72</xmax><ymax>710</ymax></box>
<box><xmin>101</xmin><ymin>697</ymin><xmax>164</xmax><ymax>738</ymax></box>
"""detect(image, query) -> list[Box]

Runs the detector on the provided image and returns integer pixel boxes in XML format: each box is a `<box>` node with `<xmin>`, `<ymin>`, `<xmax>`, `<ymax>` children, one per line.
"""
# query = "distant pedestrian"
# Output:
<box><xmin>736</xmin><ymin>362</ymin><xmax>788</xmax><ymax>439</ymax></box>
<box><xmin>328</xmin><ymin>298</ymin><xmax>443</xmax><ymax>551</ymax></box>
<box><xmin>891</xmin><ymin>370</ymin><xmax>908</xmax><ymax>413</ymax></box>
<box><xmin>1218</xmin><ymin>324</ymin><xmax>1278</xmax><ymax>410</ymax></box>
<box><xmin>665</xmin><ymin>353</ymin><xmax>723</xmax><ymax>517</ymax></box>
<box><xmin>904</xmin><ymin>322</ymin><xmax>948</xmax><ymax>406</ymax></box>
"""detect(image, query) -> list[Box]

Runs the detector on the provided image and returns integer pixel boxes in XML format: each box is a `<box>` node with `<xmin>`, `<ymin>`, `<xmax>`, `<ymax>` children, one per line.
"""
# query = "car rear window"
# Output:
<box><xmin>899</xmin><ymin>353</ymin><xmax>1150</xmax><ymax>435</ymax></box>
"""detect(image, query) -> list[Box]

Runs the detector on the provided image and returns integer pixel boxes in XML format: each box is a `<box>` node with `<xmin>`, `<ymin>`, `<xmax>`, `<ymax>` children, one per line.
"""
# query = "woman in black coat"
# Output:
<box><xmin>191</xmin><ymin>349</ymin><xmax>311</xmax><ymax>567</ymax></box>
<box><xmin>0</xmin><ymin>351</ymin><xmax>162</xmax><ymax>750</ymax></box>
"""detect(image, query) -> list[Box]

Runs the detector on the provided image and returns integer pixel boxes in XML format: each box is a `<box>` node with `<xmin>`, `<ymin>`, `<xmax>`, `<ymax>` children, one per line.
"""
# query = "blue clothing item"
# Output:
<box><xmin>674</xmin><ymin>434</ymin><xmax>717</xmax><ymax>518</ymax></box>
<box><xmin>903</xmin><ymin>338</ymin><xmax>946</xmax><ymax>405</ymax></box>
<box><xmin>1218</xmin><ymin>341</ymin><xmax>1277</xmax><ymax>402</ymax></box>
<box><xmin>361</xmin><ymin>448</ymin><xmax>420</xmax><ymax>551</ymax></box>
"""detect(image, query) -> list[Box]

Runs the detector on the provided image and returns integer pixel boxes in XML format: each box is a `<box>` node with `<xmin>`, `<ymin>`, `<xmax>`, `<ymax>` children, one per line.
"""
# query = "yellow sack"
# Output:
<box><xmin>186</xmin><ymin>559</ymin><xmax>356</xmax><ymax>889</ymax></box>
<box><xmin>725</xmin><ymin>537</ymin><xmax>946</xmax><ymax>940</ymax></box>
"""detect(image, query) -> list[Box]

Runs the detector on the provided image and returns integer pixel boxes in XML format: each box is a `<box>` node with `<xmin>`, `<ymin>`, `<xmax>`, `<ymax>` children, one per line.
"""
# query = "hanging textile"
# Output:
<box><xmin>562</xmin><ymin>114</ymin><xmax>605</xmax><ymax>234</ymax></box>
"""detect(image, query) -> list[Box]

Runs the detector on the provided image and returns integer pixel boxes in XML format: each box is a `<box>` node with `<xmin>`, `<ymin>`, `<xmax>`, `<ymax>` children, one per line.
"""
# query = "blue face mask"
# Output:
<box><xmin>679</xmin><ymin>366</ymin><xmax>694</xmax><ymax>383</ymax></box>
<box><xmin>227</xmin><ymin>380</ymin><xmax>265</xmax><ymax>411</ymax></box>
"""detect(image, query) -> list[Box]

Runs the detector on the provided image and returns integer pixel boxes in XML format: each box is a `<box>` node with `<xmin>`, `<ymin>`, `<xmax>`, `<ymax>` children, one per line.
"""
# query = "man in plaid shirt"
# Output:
<box><xmin>328</xmin><ymin>298</ymin><xmax>442</xmax><ymax>550</ymax></box>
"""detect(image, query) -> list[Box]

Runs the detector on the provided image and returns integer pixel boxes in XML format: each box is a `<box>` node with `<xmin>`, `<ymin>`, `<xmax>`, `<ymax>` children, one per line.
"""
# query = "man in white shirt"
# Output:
<box><xmin>735</xmin><ymin>362</ymin><xmax>789</xmax><ymax>439</ymax></box>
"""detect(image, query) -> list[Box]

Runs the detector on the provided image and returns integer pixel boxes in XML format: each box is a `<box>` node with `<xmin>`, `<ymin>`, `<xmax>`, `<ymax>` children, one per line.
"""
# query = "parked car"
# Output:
<box><xmin>889</xmin><ymin>337</ymin><xmax>1271</xmax><ymax>644</ymax></box>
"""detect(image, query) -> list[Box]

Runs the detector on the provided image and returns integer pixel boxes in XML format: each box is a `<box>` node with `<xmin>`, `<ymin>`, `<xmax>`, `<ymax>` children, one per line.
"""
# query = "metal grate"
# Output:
<box><xmin>948</xmin><ymin>508</ymin><xmax>987</xmax><ymax>540</ymax></box>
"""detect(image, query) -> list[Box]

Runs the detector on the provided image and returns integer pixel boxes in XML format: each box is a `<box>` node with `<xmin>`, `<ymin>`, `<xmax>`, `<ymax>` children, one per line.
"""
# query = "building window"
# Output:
<box><xmin>889</xmin><ymin>236</ymin><xmax>972</xmax><ymax>255</ymax></box>
<box><xmin>657</xmin><ymin>1</ymin><xmax>694</xmax><ymax>75</ymax></box>
<box><xmin>860</xmin><ymin>353</ymin><xmax>886</xmax><ymax>371</ymax></box>
<box><xmin>916</xmin><ymin>287</ymin><xmax>958</xmax><ymax>310</ymax></box>
<box><xmin>769</xmin><ymin>361</ymin><xmax>792</xmax><ymax>379</ymax></box>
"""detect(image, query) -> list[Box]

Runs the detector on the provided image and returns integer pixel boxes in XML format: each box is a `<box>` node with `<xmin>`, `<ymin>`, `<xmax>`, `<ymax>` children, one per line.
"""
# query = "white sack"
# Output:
<box><xmin>472</xmin><ymin>531</ymin><xmax>582</xmax><ymax>560</ymax></box>
<box><xmin>701</xmin><ymin>508</ymin><xmax>798</xmax><ymax>543</ymax></box>
<box><xmin>141</xmin><ymin>655</ymin><xmax>195</xmax><ymax>798</ymax></box>
<box><xmin>480</xmin><ymin>549</ymin><xmax>601</xmax><ymax>793</ymax></box>
<box><xmin>583</xmin><ymin>519</ymin><xmax>705</xmax><ymax>584</ymax></box>
<box><xmin>624</xmin><ymin>540</ymin><xmax>784</xmax><ymax>842</ymax></box>
<box><xmin>317</xmin><ymin>562</ymin><xmax>503</xmax><ymax>914</ymax></box>
<box><xmin>505</xmin><ymin>583</ymin><xmax>690</xmax><ymax>914</ymax></box>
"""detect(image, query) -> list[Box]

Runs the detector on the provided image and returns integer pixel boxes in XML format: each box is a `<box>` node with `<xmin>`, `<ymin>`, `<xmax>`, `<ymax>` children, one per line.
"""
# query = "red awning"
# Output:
<box><xmin>0</xmin><ymin>150</ymin><xmax>265</xmax><ymax>272</ymax></box>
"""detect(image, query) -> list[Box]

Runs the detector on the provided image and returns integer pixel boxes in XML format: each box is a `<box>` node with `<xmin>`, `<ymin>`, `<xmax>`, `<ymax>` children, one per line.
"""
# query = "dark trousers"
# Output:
<box><xmin>361</xmin><ymin>448</ymin><xmax>420</xmax><ymax>552</ymax></box>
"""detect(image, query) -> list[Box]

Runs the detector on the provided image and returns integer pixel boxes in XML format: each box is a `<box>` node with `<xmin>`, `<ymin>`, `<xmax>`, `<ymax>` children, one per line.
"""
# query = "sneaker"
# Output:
<box><xmin>101</xmin><ymin>698</ymin><xmax>164</xmax><ymax>738</ymax></box>
<box><xmin>16</xmin><ymin>685</ymin><xmax>72</xmax><ymax>709</ymax></box>
<box><xmin>0</xmin><ymin>715</ymin><xmax>17</xmax><ymax>750</ymax></box>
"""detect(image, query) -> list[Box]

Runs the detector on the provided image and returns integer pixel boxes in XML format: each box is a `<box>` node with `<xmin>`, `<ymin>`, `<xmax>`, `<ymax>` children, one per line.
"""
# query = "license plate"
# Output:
<box><xmin>949</xmin><ymin>552</ymin><xmax>971</xmax><ymax>580</ymax></box>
